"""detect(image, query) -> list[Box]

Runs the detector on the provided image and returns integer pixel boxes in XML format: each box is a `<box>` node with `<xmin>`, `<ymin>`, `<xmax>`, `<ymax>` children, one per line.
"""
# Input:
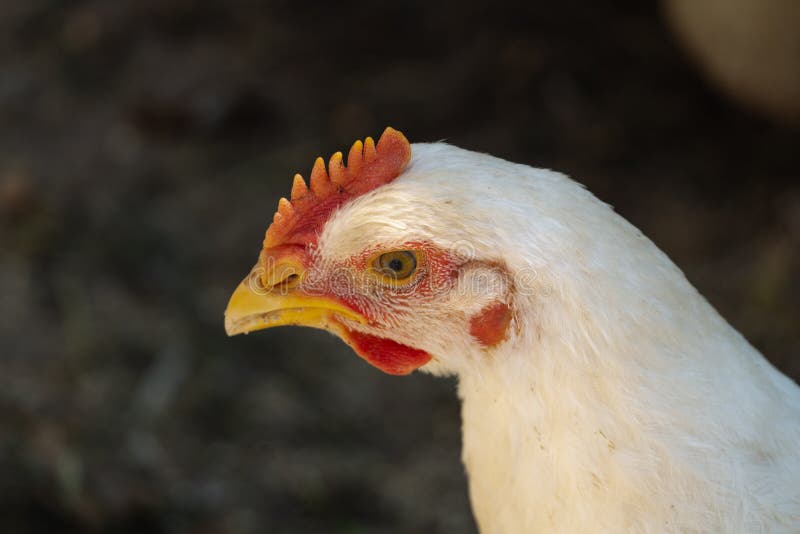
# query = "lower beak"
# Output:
<box><xmin>224</xmin><ymin>268</ymin><xmax>367</xmax><ymax>336</ymax></box>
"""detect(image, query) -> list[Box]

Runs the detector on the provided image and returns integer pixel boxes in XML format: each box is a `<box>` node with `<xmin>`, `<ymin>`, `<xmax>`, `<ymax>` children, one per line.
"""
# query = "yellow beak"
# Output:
<box><xmin>224</xmin><ymin>264</ymin><xmax>367</xmax><ymax>336</ymax></box>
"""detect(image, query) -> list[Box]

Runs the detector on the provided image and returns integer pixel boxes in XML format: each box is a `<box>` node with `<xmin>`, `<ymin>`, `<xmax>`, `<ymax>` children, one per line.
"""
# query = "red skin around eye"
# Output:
<box><xmin>330</xmin><ymin>242</ymin><xmax>459</xmax><ymax>374</ymax></box>
<box><xmin>337</xmin><ymin>243</ymin><xmax>460</xmax><ymax>320</ymax></box>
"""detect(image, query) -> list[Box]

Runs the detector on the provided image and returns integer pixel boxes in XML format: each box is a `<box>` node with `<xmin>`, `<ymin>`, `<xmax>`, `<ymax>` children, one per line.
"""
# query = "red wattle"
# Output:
<box><xmin>345</xmin><ymin>330</ymin><xmax>431</xmax><ymax>375</ymax></box>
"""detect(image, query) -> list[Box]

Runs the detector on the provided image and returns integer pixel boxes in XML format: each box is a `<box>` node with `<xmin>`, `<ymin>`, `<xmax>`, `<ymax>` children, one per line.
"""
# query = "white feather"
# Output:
<box><xmin>317</xmin><ymin>142</ymin><xmax>800</xmax><ymax>533</ymax></box>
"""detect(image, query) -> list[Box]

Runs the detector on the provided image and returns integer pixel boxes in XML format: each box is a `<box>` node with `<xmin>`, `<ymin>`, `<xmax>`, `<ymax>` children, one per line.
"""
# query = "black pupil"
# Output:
<box><xmin>388</xmin><ymin>258</ymin><xmax>404</xmax><ymax>272</ymax></box>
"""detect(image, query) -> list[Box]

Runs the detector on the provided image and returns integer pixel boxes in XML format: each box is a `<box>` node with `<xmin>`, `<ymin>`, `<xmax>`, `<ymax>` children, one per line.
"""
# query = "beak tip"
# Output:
<box><xmin>224</xmin><ymin>313</ymin><xmax>240</xmax><ymax>337</ymax></box>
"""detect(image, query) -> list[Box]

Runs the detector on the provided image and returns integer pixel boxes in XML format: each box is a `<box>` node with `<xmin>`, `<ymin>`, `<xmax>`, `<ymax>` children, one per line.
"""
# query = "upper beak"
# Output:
<box><xmin>224</xmin><ymin>264</ymin><xmax>367</xmax><ymax>336</ymax></box>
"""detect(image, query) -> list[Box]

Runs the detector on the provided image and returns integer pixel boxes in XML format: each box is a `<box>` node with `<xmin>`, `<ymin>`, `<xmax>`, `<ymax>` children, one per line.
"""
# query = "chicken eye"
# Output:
<box><xmin>374</xmin><ymin>250</ymin><xmax>418</xmax><ymax>281</ymax></box>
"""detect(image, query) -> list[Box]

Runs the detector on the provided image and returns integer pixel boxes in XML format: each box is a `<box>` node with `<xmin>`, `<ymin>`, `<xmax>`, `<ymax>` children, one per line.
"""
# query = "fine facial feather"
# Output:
<box><xmin>314</xmin><ymin>142</ymin><xmax>800</xmax><ymax>532</ymax></box>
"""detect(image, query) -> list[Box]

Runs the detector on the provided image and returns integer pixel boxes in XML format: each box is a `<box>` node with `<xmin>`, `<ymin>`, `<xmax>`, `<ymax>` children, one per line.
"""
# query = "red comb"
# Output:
<box><xmin>263</xmin><ymin>127</ymin><xmax>412</xmax><ymax>249</ymax></box>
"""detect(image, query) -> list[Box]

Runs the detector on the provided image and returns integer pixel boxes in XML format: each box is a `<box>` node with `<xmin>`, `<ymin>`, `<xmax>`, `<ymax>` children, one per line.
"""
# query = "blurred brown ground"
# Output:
<box><xmin>0</xmin><ymin>1</ymin><xmax>798</xmax><ymax>533</ymax></box>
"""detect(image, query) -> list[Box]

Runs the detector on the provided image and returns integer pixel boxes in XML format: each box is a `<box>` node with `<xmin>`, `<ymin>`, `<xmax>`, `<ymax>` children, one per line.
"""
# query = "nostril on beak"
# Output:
<box><xmin>256</xmin><ymin>257</ymin><xmax>305</xmax><ymax>293</ymax></box>
<box><xmin>274</xmin><ymin>273</ymin><xmax>300</xmax><ymax>291</ymax></box>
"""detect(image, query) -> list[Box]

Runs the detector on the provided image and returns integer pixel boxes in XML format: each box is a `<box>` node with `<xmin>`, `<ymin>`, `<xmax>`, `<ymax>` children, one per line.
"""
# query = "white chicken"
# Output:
<box><xmin>225</xmin><ymin>128</ymin><xmax>800</xmax><ymax>532</ymax></box>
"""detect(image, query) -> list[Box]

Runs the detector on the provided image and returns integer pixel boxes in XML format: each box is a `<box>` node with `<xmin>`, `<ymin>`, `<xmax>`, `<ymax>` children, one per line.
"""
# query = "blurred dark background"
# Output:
<box><xmin>0</xmin><ymin>1</ymin><xmax>798</xmax><ymax>533</ymax></box>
